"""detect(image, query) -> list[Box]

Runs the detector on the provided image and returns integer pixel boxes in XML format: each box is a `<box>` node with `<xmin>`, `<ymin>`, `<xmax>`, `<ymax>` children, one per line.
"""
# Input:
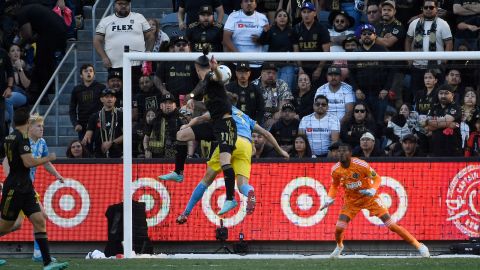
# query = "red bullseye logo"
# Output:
<box><xmin>281</xmin><ymin>177</ymin><xmax>328</xmax><ymax>227</ymax></box>
<box><xmin>202</xmin><ymin>178</ymin><xmax>246</xmax><ymax>227</ymax></box>
<box><xmin>362</xmin><ymin>176</ymin><xmax>408</xmax><ymax>225</ymax></box>
<box><xmin>44</xmin><ymin>179</ymin><xmax>90</xmax><ymax>228</ymax></box>
<box><xmin>132</xmin><ymin>178</ymin><xmax>170</xmax><ymax>227</ymax></box>
<box><xmin>446</xmin><ymin>165</ymin><xmax>480</xmax><ymax>237</ymax></box>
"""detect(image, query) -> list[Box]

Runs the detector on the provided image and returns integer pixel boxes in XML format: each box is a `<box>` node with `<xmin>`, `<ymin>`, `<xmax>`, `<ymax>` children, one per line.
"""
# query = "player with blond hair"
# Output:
<box><xmin>322</xmin><ymin>143</ymin><xmax>430</xmax><ymax>258</ymax></box>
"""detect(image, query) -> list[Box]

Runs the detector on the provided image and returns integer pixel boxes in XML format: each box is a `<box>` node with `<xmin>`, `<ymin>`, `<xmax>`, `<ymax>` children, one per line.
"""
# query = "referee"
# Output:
<box><xmin>0</xmin><ymin>108</ymin><xmax>68</xmax><ymax>270</ymax></box>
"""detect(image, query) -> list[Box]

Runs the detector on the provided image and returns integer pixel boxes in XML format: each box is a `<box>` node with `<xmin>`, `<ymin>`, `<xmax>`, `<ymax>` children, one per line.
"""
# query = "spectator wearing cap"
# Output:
<box><xmin>225</xmin><ymin>62</ymin><xmax>265</xmax><ymax>124</ymax></box>
<box><xmin>394</xmin><ymin>134</ymin><xmax>425</xmax><ymax>157</ymax></box>
<box><xmin>255</xmin><ymin>9</ymin><xmax>296</xmax><ymax>91</ymax></box>
<box><xmin>291</xmin><ymin>134</ymin><xmax>312</xmax><ymax>158</ymax></box>
<box><xmin>375</xmin><ymin>0</ymin><xmax>407</xmax><ymax>108</ymax></box>
<box><xmin>143</xmin><ymin>94</ymin><xmax>189</xmax><ymax>158</ymax></box>
<box><xmin>421</xmin><ymin>84</ymin><xmax>463</xmax><ymax>156</ymax></box>
<box><xmin>178</xmin><ymin>0</ymin><xmax>224</xmax><ymax>30</ymax></box>
<box><xmin>107</xmin><ymin>70</ymin><xmax>124</xmax><ymax>108</ymax></box>
<box><xmin>132</xmin><ymin>75</ymin><xmax>162</xmax><ymax>122</ymax></box>
<box><xmin>94</xmin><ymin>0</ymin><xmax>154</xmax><ymax>95</ymax></box>
<box><xmin>82</xmin><ymin>88</ymin><xmax>123</xmax><ymax>158</ymax></box>
<box><xmin>292</xmin><ymin>2</ymin><xmax>330</xmax><ymax>85</ymax></box>
<box><xmin>186</xmin><ymin>5</ymin><xmax>224</xmax><ymax>52</ymax></box>
<box><xmin>314</xmin><ymin>66</ymin><xmax>355</xmax><ymax>123</ymax></box>
<box><xmin>328</xmin><ymin>10</ymin><xmax>355</xmax><ymax>52</ymax></box>
<box><xmin>69</xmin><ymin>64</ymin><xmax>105</xmax><ymax>140</ymax></box>
<box><xmin>352</xmin><ymin>132</ymin><xmax>386</xmax><ymax>157</ymax></box>
<box><xmin>299</xmin><ymin>95</ymin><xmax>340</xmax><ymax>157</ymax></box>
<box><xmin>405</xmin><ymin>0</ymin><xmax>453</xmax><ymax>94</ymax></box>
<box><xmin>154</xmin><ymin>36</ymin><xmax>199</xmax><ymax>106</ymax></box>
<box><xmin>292</xmin><ymin>73</ymin><xmax>315</xmax><ymax>119</ymax></box>
<box><xmin>269</xmin><ymin>103</ymin><xmax>300</xmax><ymax>153</ymax></box>
<box><xmin>349</xmin><ymin>23</ymin><xmax>391</xmax><ymax>124</ymax></box>
<box><xmin>340</xmin><ymin>101</ymin><xmax>378</xmax><ymax>149</ymax></box>
<box><xmin>342</xmin><ymin>34</ymin><xmax>360</xmax><ymax>51</ymax></box>
<box><xmin>453</xmin><ymin>0</ymin><xmax>480</xmax><ymax>51</ymax></box>
<box><xmin>252</xmin><ymin>62</ymin><xmax>293</xmax><ymax>129</ymax></box>
<box><xmin>223</xmin><ymin>0</ymin><xmax>269</xmax><ymax>76</ymax></box>
<box><xmin>278</xmin><ymin>0</ymin><xmax>319</xmax><ymax>25</ymax></box>
<box><xmin>366</xmin><ymin>2</ymin><xmax>382</xmax><ymax>27</ymax></box>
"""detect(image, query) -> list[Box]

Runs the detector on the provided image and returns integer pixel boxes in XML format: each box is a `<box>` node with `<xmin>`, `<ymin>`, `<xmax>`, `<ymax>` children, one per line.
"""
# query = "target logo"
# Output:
<box><xmin>202</xmin><ymin>178</ymin><xmax>246</xmax><ymax>227</ymax></box>
<box><xmin>132</xmin><ymin>178</ymin><xmax>170</xmax><ymax>227</ymax></box>
<box><xmin>446</xmin><ymin>165</ymin><xmax>480</xmax><ymax>237</ymax></box>
<box><xmin>281</xmin><ymin>177</ymin><xmax>328</xmax><ymax>227</ymax></box>
<box><xmin>44</xmin><ymin>179</ymin><xmax>90</xmax><ymax>228</ymax></box>
<box><xmin>362</xmin><ymin>176</ymin><xmax>408</xmax><ymax>225</ymax></box>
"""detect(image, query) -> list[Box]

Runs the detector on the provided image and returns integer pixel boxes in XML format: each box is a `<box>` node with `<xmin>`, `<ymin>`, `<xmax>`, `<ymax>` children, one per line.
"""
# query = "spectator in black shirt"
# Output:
<box><xmin>252</xmin><ymin>131</ymin><xmax>279</xmax><ymax>158</ymax></box>
<box><xmin>256</xmin><ymin>9</ymin><xmax>296</xmax><ymax>90</ymax></box>
<box><xmin>340</xmin><ymin>101</ymin><xmax>378</xmax><ymax>149</ymax></box>
<box><xmin>225</xmin><ymin>62</ymin><xmax>265</xmax><ymax>124</ymax></box>
<box><xmin>292</xmin><ymin>73</ymin><xmax>315</xmax><ymax>119</ymax></box>
<box><xmin>349</xmin><ymin>23</ymin><xmax>391</xmax><ymax>124</ymax></box>
<box><xmin>132</xmin><ymin>75</ymin><xmax>162</xmax><ymax>122</ymax></box>
<box><xmin>292</xmin><ymin>2</ymin><xmax>330</xmax><ymax>85</ymax></box>
<box><xmin>82</xmin><ymin>88</ymin><xmax>123</xmax><ymax>158</ymax></box>
<box><xmin>414</xmin><ymin>69</ymin><xmax>439</xmax><ymax>116</ymax></box>
<box><xmin>69</xmin><ymin>64</ymin><xmax>105</xmax><ymax>140</ymax></box>
<box><xmin>422</xmin><ymin>84</ymin><xmax>463</xmax><ymax>156</ymax></box>
<box><xmin>444</xmin><ymin>68</ymin><xmax>464</xmax><ymax>104</ymax></box>
<box><xmin>107</xmin><ymin>70</ymin><xmax>123</xmax><ymax>107</ymax></box>
<box><xmin>393</xmin><ymin>134</ymin><xmax>425</xmax><ymax>157</ymax></box>
<box><xmin>270</xmin><ymin>103</ymin><xmax>300</xmax><ymax>153</ymax></box>
<box><xmin>178</xmin><ymin>0</ymin><xmax>224</xmax><ymax>29</ymax></box>
<box><xmin>186</xmin><ymin>5</ymin><xmax>224</xmax><ymax>52</ymax></box>
<box><xmin>154</xmin><ymin>36</ymin><xmax>198</xmax><ymax>105</ymax></box>
<box><xmin>352</xmin><ymin>132</ymin><xmax>386</xmax><ymax>157</ymax></box>
<box><xmin>291</xmin><ymin>134</ymin><xmax>312</xmax><ymax>158</ymax></box>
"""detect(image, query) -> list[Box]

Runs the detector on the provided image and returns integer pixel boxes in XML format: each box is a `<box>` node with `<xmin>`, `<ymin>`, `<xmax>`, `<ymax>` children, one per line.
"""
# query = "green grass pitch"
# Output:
<box><xmin>3</xmin><ymin>258</ymin><xmax>480</xmax><ymax>270</ymax></box>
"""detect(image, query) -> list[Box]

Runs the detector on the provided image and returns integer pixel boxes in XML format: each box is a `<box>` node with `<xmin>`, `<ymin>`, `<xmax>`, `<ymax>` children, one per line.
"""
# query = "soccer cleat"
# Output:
<box><xmin>33</xmin><ymin>256</ymin><xmax>57</xmax><ymax>263</ymax></box>
<box><xmin>176</xmin><ymin>214</ymin><xmax>188</xmax><ymax>224</ymax></box>
<box><xmin>43</xmin><ymin>261</ymin><xmax>68</xmax><ymax>270</ymax></box>
<box><xmin>158</xmin><ymin>171</ymin><xmax>184</xmax><ymax>183</ymax></box>
<box><xmin>330</xmin><ymin>245</ymin><xmax>344</xmax><ymax>258</ymax></box>
<box><xmin>218</xmin><ymin>200</ymin><xmax>238</xmax><ymax>215</ymax></box>
<box><xmin>246</xmin><ymin>190</ymin><xmax>256</xmax><ymax>215</ymax></box>
<box><xmin>418</xmin><ymin>243</ymin><xmax>430</xmax><ymax>258</ymax></box>
<box><xmin>0</xmin><ymin>259</ymin><xmax>6</xmax><ymax>266</ymax></box>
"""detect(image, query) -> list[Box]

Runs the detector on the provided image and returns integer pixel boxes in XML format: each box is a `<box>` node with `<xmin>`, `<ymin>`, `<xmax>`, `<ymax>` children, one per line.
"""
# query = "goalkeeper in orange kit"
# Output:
<box><xmin>322</xmin><ymin>143</ymin><xmax>430</xmax><ymax>258</ymax></box>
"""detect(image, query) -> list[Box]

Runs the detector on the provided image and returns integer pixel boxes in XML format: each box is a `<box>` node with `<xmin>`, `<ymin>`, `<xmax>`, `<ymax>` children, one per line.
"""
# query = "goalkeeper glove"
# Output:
<box><xmin>321</xmin><ymin>196</ymin><xmax>334</xmax><ymax>210</ymax></box>
<box><xmin>359</xmin><ymin>188</ymin><xmax>376</xmax><ymax>197</ymax></box>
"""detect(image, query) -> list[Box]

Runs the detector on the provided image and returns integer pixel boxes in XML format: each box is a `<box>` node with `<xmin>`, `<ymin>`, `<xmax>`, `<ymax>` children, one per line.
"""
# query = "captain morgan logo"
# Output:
<box><xmin>446</xmin><ymin>165</ymin><xmax>480</xmax><ymax>237</ymax></box>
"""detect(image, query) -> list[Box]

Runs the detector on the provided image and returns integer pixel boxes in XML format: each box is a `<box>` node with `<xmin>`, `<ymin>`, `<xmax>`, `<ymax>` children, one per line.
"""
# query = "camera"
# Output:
<box><xmin>215</xmin><ymin>219</ymin><xmax>228</xmax><ymax>242</ymax></box>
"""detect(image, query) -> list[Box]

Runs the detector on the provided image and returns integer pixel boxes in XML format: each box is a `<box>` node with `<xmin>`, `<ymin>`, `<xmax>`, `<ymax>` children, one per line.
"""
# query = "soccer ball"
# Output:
<box><xmin>217</xmin><ymin>65</ymin><xmax>232</xmax><ymax>84</ymax></box>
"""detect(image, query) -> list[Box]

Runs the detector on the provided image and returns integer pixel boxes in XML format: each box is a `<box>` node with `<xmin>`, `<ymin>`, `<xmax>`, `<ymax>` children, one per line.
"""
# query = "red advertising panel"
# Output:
<box><xmin>1</xmin><ymin>161</ymin><xmax>479</xmax><ymax>242</ymax></box>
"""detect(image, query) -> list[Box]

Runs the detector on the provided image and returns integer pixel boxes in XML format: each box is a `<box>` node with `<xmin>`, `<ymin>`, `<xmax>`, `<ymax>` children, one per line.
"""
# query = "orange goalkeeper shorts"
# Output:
<box><xmin>340</xmin><ymin>197</ymin><xmax>389</xmax><ymax>220</ymax></box>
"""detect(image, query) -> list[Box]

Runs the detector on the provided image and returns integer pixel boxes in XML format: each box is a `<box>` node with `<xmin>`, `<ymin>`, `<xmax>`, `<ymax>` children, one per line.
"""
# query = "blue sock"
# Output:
<box><xmin>34</xmin><ymin>239</ymin><xmax>40</xmax><ymax>252</ymax></box>
<box><xmin>239</xmin><ymin>184</ymin><xmax>253</xmax><ymax>197</ymax></box>
<box><xmin>184</xmin><ymin>182</ymin><xmax>208</xmax><ymax>216</ymax></box>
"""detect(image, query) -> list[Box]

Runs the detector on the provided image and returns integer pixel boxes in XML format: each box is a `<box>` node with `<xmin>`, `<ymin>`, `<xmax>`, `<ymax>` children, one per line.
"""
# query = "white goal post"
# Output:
<box><xmin>122</xmin><ymin>51</ymin><xmax>479</xmax><ymax>258</ymax></box>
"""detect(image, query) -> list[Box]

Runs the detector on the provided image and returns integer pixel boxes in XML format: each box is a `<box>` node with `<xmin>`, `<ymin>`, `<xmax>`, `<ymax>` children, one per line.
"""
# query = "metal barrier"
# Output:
<box><xmin>30</xmin><ymin>43</ymin><xmax>78</xmax><ymax>145</ymax></box>
<box><xmin>92</xmin><ymin>0</ymin><xmax>114</xmax><ymax>66</ymax></box>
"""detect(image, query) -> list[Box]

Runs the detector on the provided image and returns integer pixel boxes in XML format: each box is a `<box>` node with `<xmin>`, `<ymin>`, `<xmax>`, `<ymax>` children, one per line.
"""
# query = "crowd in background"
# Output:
<box><xmin>1</xmin><ymin>0</ymin><xmax>480</xmax><ymax>159</ymax></box>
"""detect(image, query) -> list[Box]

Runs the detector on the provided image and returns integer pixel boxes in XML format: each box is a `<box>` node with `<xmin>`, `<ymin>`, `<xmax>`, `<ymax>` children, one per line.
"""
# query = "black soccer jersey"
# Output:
<box><xmin>4</xmin><ymin>129</ymin><xmax>33</xmax><ymax>192</ymax></box>
<box><xmin>186</xmin><ymin>22</ymin><xmax>224</xmax><ymax>52</ymax></box>
<box><xmin>203</xmin><ymin>72</ymin><xmax>232</xmax><ymax>120</ymax></box>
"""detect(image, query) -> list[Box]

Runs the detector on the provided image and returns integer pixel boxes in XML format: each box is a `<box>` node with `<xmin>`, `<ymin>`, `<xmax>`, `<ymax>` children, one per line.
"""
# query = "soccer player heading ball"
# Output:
<box><xmin>322</xmin><ymin>142</ymin><xmax>430</xmax><ymax>258</ymax></box>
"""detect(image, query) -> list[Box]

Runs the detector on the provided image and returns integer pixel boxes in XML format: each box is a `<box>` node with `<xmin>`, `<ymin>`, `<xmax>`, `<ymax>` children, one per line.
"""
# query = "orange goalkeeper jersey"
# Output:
<box><xmin>328</xmin><ymin>158</ymin><xmax>381</xmax><ymax>206</ymax></box>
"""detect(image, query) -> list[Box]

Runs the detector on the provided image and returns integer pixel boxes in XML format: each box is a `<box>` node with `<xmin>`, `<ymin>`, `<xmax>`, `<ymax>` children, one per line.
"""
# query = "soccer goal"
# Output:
<box><xmin>122</xmin><ymin>50</ymin><xmax>480</xmax><ymax>258</ymax></box>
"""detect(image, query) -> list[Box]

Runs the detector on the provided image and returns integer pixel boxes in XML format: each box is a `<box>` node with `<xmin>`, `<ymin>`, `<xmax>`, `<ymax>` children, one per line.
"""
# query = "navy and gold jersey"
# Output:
<box><xmin>4</xmin><ymin>129</ymin><xmax>33</xmax><ymax>192</ymax></box>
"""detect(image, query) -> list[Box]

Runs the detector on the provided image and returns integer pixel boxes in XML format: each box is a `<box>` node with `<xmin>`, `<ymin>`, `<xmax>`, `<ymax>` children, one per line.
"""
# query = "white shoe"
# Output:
<box><xmin>330</xmin><ymin>245</ymin><xmax>344</xmax><ymax>258</ymax></box>
<box><xmin>418</xmin><ymin>243</ymin><xmax>430</xmax><ymax>258</ymax></box>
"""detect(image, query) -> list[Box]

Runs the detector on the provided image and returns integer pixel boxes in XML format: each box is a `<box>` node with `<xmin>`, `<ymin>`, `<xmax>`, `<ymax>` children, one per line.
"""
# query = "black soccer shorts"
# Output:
<box><xmin>0</xmin><ymin>187</ymin><xmax>41</xmax><ymax>221</ymax></box>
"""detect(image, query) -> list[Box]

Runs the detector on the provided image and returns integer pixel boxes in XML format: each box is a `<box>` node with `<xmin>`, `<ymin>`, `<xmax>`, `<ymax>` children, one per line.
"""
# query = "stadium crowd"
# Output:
<box><xmin>0</xmin><ymin>0</ymin><xmax>479</xmax><ymax>159</ymax></box>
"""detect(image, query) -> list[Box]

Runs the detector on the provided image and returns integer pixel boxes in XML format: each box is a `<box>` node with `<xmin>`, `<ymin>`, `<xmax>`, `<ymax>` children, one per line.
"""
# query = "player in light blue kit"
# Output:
<box><xmin>176</xmin><ymin>105</ymin><xmax>289</xmax><ymax>223</ymax></box>
<box><xmin>3</xmin><ymin>114</ymin><xmax>65</xmax><ymax>263</ymax></box>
